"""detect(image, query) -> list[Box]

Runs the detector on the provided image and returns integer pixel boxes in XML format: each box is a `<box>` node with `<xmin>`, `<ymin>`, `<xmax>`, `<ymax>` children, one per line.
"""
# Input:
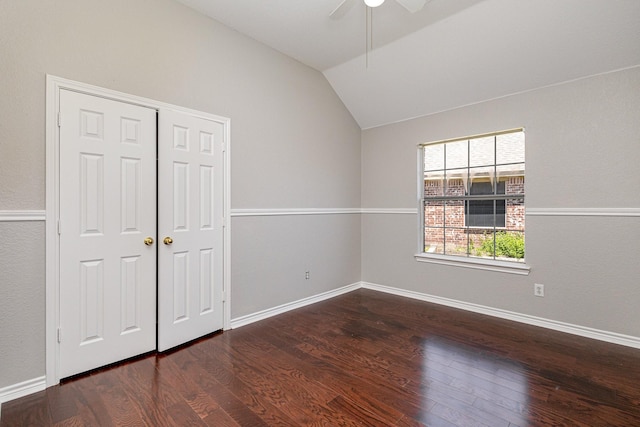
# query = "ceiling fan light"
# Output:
<box><xmin>364</xmin><ymin>0</ymin><xmax>385</xmax><ymax>7</ymax></box>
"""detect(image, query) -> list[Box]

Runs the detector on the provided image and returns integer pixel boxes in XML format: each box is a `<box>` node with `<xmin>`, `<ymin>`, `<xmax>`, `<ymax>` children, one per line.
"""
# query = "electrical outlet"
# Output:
<box><xmin>534</xmin><ymin>283</ymin><xmax>544</xmax><ymax>297</ymax></box>
<box><xmin>305</xmin><ymin>271</ymin><xmax>310</xmax><ymax>280</ymax></box>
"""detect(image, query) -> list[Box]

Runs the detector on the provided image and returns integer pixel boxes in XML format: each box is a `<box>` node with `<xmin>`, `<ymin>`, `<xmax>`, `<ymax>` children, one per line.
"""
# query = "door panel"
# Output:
<box><xmin>158</xmin><ymin>109</ymin><xmax>224</xmax><ymax>352</ymax></box>
<box><xmin>59</xmin><ymin>90</ymin><xmax>157</xmax><ymax>379</ymax></box>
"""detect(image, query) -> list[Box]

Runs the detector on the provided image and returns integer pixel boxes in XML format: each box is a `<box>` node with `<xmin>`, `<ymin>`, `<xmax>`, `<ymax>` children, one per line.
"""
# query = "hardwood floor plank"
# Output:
<box><xmin>52</xmin><ymin>415</ymin><xmax>88</xmax><ymax>427</ymax></box>
<box><xmin>395</xmin><ymin>414</ymin><xmax>429</xmax><ymax>427</ymax></box>
<box><xmin>2</xmin><ymin>289</ymin><xmax>640</xmax><ymax>426</ymax></box>
<box><xmin>0</xmin><ymin>391</ymin><xmax>52</xmax><ymax>426</ymax></box>
<box><xmin>166</xmin><ymin>401</ymin><xmax>208</xmax><ymax>427</ymax></box>
<box><xmin>46</xmin><ymin>381</ymin><xmax>95</xmax><ymax>425</ymax></box>
<box><xmin>249</xmin><ymin>321</ymin><xmax>436</xmax><ymax>423</ymax></box>
<box><xmin>154</xmin><ymin>357</ymin><xmax>221</xmax><ymax>419</ymax></box>
<box><xmin>248</xmin><ymin>324</ymin><xmax>428</xmax><ymax>419</ymax></box>
<box><xmin>429</xmin><ymin>402</ymin><xmax>494</xmax><ymax>427</ymax></box>
<box><xmin>326</xmin><ymin>394</ymin><xmax>401</xmax><ymax>426</ymax></box>
<box><xmin>201</xmin><ymin>407</ymin><xmax>242</xmax><ymax>427</ymax></box>
<box><xmin>167</xmin><ymin>345</ymin><xmax>281</xmax><ymax>426</ymax></box>
<box><xmin>197</xmin><ymin>330</ymin><xmax>375</xmax><ymax>426</ymax></box>
<box><xmin>252</xmin><ymin>310</ymin><xmax>508</xmax><ymax>425</ymax></box>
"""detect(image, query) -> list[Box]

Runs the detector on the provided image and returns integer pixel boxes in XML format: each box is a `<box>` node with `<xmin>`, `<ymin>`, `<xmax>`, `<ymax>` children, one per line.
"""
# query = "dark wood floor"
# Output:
<box><xmin>2</xmin><ymin>289</ymin><xmax>640</xmax><ymax>426</ymax></box>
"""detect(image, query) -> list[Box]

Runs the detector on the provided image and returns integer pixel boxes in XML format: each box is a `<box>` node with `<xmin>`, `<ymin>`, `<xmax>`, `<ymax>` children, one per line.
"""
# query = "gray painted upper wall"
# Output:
<box><xmin>362</xmin><ymin>68</ymin><xmax>640</xmax><ymax>209</ymax></box>
<box><xmin>361</xmin><ymin>67</ymin><xmax>640</xmax><ymax>337</ymax></box>
<box><xmin>0</xmin><ymin>0</ymin><xmax>362</xmax><ymax>210</ymax></box>
<box><xmin>0</xmin><ymin>0</ymin><xmax>361</xmax><ymax>388</ymax></box>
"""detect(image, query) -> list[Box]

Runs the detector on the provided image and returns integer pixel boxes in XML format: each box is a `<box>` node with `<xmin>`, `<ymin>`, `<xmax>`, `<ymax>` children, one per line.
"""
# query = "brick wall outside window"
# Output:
<box><xmin>506</xmin><ymin>176</ymin><xmax>525</xmax><ymax>230</ymax></box>
<box><xmin>424</xmin><ymin>176</ymin><xmax>524</xmax><ymax>253</ymax></box>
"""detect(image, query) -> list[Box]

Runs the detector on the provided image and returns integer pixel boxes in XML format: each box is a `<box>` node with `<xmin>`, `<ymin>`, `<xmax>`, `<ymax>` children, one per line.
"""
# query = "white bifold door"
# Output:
<box><xmin>59</xmin><ymin>90</ymin><xmax>157</xmax><ymax>378</ymax></box>
<box><xmin>157</xmin><ymin>109</ymin><xmax>225</xmax><ymax>352</ymax></box>
<box><xmin>58</xmin><ymin>90</ymin><xmax>224</xmax><ymax>379</ymax></box>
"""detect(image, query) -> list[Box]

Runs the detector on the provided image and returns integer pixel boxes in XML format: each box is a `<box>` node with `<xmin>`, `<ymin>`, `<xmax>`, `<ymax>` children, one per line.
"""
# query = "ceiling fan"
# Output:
<box><xmin>330</xmin><ymin>0</ymin><xmax>427</xmax><ymax>19</ymax></box>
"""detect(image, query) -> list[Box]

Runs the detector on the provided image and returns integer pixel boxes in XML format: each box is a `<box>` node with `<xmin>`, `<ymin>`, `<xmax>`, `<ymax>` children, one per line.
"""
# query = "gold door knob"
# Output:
<box><xmin>163</xmin><ymin>237</ymin><xmax>173</xmax><ymax>245</ymax></box>
<box><xmin>144</xmin><ymin>237</ymin><xmax>154</xmax><ymax>246</ymax></box>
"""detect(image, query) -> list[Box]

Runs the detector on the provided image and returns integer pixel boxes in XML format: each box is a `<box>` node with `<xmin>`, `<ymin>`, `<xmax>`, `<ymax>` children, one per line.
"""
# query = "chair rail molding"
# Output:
<box><xmin>230</xmin><ymin>208</ymin><xmax>416</xmax><ymax>217</ymax></box>
<box><xmin>526</xmin><ymin>207</ymin><xmax>640</xmax><ymax>217</ymax></box>
<box><xmin>0</xmin><ymin>210</ymin><xmax>46</xmax><ymax>221</ymax></box>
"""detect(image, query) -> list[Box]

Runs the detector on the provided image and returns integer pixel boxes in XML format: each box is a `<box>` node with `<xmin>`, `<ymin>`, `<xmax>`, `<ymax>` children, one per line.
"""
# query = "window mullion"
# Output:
<box><xmin>466</xmin><ymin>139</ymin><xmax>470</xmax><ymax>255</ymax></box>
<box><xmin>493</xmin><ymin>135</ymin><xmax>497</xmax><ymax>259</ymax></box>
<box><xmin>443</xmin><ymin>144</ymin><xmax>447</xmax><ymax>255</ymax></box>
<box><xmin>425</xmin><ymin>194</ymin><xmax>520</xmax><ymax>201</ymax></box>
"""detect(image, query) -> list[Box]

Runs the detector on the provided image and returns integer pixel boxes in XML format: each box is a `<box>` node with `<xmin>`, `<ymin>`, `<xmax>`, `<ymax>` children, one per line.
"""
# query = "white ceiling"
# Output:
<box><xmin>175</xmin><ymin>0</ymin><xmax>640</xmax><ymax>129</ymax></box>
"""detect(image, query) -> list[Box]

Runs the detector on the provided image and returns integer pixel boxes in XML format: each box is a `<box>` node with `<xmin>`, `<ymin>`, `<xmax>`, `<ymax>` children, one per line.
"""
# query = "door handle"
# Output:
<box><xmin>163</xmin><ymin>237</ymin><xmax>173</xmax><ymax>245</ymax></box>
<box><xmin>144</xmin><ymin>237</ymin><xmax>154</xmax><ymax>246</ymax></box>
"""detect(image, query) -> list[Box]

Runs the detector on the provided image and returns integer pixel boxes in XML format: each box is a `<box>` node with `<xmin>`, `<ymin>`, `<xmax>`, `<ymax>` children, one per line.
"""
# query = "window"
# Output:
<box><xmin>419</xmin><ymin>129</ymin><xmax>525</xmax><ymax>266</ymax></box>
<box><xmin>466</xmin><ymin>181</ymin><xmax>505</xmax><ymax>228</ymax></box>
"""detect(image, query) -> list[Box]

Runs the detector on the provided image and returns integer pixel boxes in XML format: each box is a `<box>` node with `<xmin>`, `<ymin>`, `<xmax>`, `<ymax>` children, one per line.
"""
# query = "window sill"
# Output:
<box><xmin>414</xmin><ymin>253</ymin><xmax>531</xmax><ymax>275</ymax></box>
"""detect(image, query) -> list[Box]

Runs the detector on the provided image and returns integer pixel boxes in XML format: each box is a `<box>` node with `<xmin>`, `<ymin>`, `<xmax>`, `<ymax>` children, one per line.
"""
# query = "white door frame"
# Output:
<box><xmin>45</xmin><ymin>75</ymin><xmax>231</xmax><ymax>386</ymax></box>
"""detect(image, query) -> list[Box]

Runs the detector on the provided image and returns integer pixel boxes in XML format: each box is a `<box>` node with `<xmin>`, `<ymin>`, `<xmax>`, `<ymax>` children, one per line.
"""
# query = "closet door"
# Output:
<box><xmin>58</xmin><ymin>90</ymin><xmax>157</xmax><ymax>378</ymax></box>
<box><xmin>157</xmin><ymin>109</ymin><xmax>225</xmax><ymax>351</ymax></box>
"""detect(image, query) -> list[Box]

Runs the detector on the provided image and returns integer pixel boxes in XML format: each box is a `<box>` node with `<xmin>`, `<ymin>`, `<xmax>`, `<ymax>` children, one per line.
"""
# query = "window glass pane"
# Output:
<box><xmin>468</xmin><ymin>166</ymin><xmax>493</xmax><ymax>181</ymax></box>
<box><xmin>469</xmin><ymin>136</ymin><xmax>494</xmax><ymax>167</ymax></box>
<box><xmin>500</xmin><ymin>230</ymin><xmax>525</xmax><ymax>261</ymax></box>
<box><xmin>465</xmin><ymin>199</ymin><xmax>505</xmax><ymax>227</ymax></box>
<box><xmin>424</xmin><ymin>200</ymin><xmax>444</xmax><ymax>227</ymax></box>
<box><xmin>445</xmin><ymin>179</ymin><xmax>465</xmax><ymax>197</ymax></box>
<box><xmin>496</xmin><ymin>132</ymin><xmax>525</xmax><ymax>165</ymax></box>
<box><xmin>496</xmin><ymin>163</ymin><xmax>525</xmax><ymax>181</ymax></box>
<box><xmin>445</xmin><ymin>140</ymin><xmax>468</xmax><ymax>170</ymax></box>
<box><xmin>469</xmin><ymin>230</ymin><xmax>496</xmax><ymax>260</ymax></box>
<box><xmin>424</xmin><ymin>227</ymin><xmax>444</xmax><ymax>254</ymax></box>
<box><xmin>503</xmin><ymin>176</ymin><xmax>524</xmax><ymax>196</ymax></box>
<box><xmin>424</xmin><ymin>144</ymin><xmax>444</xmax><ymax>172</ymax></box>
<box><xmin>468</xmin><ymin>229</ymin><xmax>487</xmax><ymax>259</ymax></box>
<box><xmin>468</xmin><ymin>181</ymin><xmax>501</xmax><ymax>195</ymax></box>
<box><xmin>424</xmin><ymin>178</ymin><xmax>444</xmax><ymax>197</ymax></box>
<box><xmin>506</xmin><ymin>197</ymin><xmax>525</xmax><ymax>231</ymax></box>
<box><xmin>444</xmin><ymin>228</ymin><xmax>468</xmax><ymax>257</ymax></box>
<box><xmin>444</xmin><ymin>200</ymin><xmax>464</xmax><ymax>228</ymax></box>
<box><xmin>468</xmin><ymin>230</ymin><xmax>525</xmax><ymax>261</ymax></box>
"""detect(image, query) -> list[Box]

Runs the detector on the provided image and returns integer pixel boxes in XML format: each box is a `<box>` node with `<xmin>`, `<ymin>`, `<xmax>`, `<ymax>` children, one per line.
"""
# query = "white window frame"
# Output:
<box><xmin>415</xmin><ymin>128</ymin><xmax>530</xmax><ymax>275</ymax></box>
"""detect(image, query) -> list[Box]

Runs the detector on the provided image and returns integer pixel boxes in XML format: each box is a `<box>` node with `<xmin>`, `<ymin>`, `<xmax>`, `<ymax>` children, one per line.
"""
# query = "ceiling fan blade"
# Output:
<box><xmin>330</xmin><ymin>0</ymin><xmax>357</xmax><ymax>19</ymax></box>
<box><xmin>395</xmin><ymin>0</ymin><xmax>427</xmax><ymax>13</ymax></box>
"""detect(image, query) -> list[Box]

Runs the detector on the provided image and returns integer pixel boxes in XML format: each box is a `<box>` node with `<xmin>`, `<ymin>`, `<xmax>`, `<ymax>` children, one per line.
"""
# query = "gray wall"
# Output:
<box><xmin>0</xmin><ymin>0</ymin><xmax>361</xmax><ymax>388</ymax></box>
<box><xmin>0</xmin><ymin>222</ymin><xmax>45</xmax><ymax>389</ymax></box>
<box><xmin>361</xmin><ymin>66</ymin><xmax>640</xmax><ymax>338</ymax></box>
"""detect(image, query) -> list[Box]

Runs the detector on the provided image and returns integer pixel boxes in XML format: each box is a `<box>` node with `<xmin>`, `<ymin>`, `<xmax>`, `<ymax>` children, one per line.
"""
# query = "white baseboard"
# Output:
<box><xmin>0</xmin><ymin>376</ymin><xmax>46</xmax><ymax>415</ymax></box>
<box><xmin>230</xmin><ymin>282</ymin><xmax>361</xmax><ymax>329</ymax></box>
<box><xmin>361</xmin><ymin>282</ymin><xmax>640</xmax><ymax>350</ymax></box>
<box><xmin>231</xmin><ymin>280</ymin><xmax>640</xmax><ymax>349</ymax></box>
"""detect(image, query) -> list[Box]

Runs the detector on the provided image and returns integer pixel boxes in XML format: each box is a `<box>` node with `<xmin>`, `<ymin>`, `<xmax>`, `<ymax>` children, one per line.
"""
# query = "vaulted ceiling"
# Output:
<box><xmin>175</xmin><ymin>0</ymin><xmax>640</xmax><ymax>129</ymax></box>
